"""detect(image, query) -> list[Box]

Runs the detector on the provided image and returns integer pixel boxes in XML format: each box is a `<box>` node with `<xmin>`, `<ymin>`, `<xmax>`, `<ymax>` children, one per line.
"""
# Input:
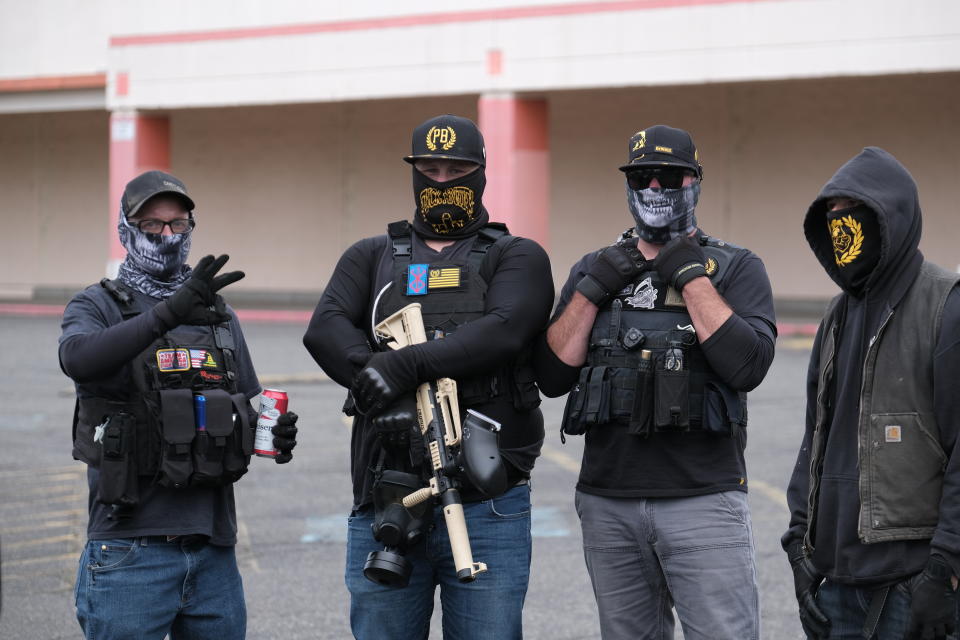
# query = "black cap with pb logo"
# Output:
<box><xmin>122</xmin><ymin>170</ymin><xmax>195</xmax><ymax>217</ymax></box>
<box><xmin>618</xmin><ymin>125</ymin><xmax>703</xmax><ymax>177</ymax></box>
<box><xmin>404</xmin><ymin>114</ymin><xmax>486</xmax><ymax>167</ymax></box>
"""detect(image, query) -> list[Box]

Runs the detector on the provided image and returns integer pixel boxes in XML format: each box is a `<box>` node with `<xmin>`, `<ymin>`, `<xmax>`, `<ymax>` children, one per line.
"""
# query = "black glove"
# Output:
<box><xmin>653</xmin><ymin>235</ymin><xmax>707</xmax><ymax>292</ymax></box>
<box><xmin>156</xmin><ymin>254</ymin><xmax>245</xmax><ymax>328</ymax></box>
<box><xmin>349</xmin><ymin>350</ymin><xmax>420</xmax><ymax>417</ymax></box>
<box><xmin>271</xmin><ymin>411</ymin><xmax>298</xmax><ymax>464</ymax></box>
<box><xmin>788</xmin><ymin>542</ymin><xmax>830</xmax><ymax>639</ymax></box>
<box><xmin>906</xmin><ymin>555</ymin><xmax>958</xmax><ymax>640</ymax></box>
<box><xmin>575</xmin><ymin>243</ymin><xmax>647</xmax><ymax>306</ymax></box>
<box><xmin>370</xmin><ymin>395</ymin><xmax>418</xmax><ymax>451</ymax></box>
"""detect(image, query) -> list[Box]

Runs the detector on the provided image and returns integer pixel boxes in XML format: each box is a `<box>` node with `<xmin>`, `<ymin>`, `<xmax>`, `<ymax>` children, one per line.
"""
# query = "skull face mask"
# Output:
<box><xmin>626</xmin><ymin>181</ymin><xmax>700</xmax><ymax>245</ymax></box>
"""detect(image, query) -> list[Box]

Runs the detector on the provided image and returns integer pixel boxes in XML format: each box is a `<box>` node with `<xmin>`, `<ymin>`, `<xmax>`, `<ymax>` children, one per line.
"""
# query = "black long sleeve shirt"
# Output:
<box><xmin>303</xmin><ymin>230</ymin><xmax>554</xmax><ymax>507</ymax></box>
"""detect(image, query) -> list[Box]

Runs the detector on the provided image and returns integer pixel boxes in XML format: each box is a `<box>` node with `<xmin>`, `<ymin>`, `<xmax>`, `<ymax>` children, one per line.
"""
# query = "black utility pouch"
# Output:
<box><xmin>561</xmin><ymin>367</ymin><xmax>592</xmax><ymax>438</ymax></box>
<box><xmin>627</xmin><ymin>358</ymin><xmax>654</xmax><ymax>437</ymax></box>
<box><xmin>702</xmin><ymin>382</ymin><xmax>745</xmax><ymax>437</ymax></box>
<box><xmin>222</xmin><ymin>393</ymin><xmax>253</xmax><ymax>482</ymax></box>
<box><xmin>97</xmin><ymin>412</ymin><xmax>139</xmax><ymax>507</ymax></box>
<box><xmin>654</xmin><ymin>366</ymin><xmax>690</xmax><ymax>430</ymax></box>
<box><xmin>192</xmin><ymin>390</ymin><xmax>235</xmax><ymax>486</ymax></box>
<box><xmin>157</xmin><ymin>389</ymin><xmax>196</xmax><ymax>489</ymax></box>
<box><xmin>583</xmin><ymin>366</ymin><xmax>611</xmax><ymax>425</ymax></box>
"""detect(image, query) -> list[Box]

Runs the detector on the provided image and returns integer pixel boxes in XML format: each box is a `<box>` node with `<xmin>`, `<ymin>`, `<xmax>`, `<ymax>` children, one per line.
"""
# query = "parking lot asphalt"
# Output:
<box><xmin>0</xmin><ymin>311</ymin><xmax>812</xmax><ymax>639</ymax></box>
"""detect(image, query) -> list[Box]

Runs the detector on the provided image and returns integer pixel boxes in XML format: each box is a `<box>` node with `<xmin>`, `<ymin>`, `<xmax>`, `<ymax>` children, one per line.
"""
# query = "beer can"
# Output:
<box><xmin>254</xmin><ymin>388</ymin><xmax>288</xmax><ymax>458</ymax></box>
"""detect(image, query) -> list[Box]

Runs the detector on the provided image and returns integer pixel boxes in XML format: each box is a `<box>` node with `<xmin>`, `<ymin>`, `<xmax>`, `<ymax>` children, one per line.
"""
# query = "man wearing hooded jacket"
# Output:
<box><xmin>783</xmin><ymin>147</ymin><xmax>960</xmax><ymax>640</ymax></box>
<box><xmin>60</xmin><ymin>170</ymin><xmax>298</xmax><ymax>639</ymax></box>
<box><xmin>533</xmin><ymin>125</ymin><xmax>776</xmax><ymax>639</ymax></box>
<box><xmin>302</xmin><ymin>114</ymin><xmax>553</xmax><ymax>639</ymax></box>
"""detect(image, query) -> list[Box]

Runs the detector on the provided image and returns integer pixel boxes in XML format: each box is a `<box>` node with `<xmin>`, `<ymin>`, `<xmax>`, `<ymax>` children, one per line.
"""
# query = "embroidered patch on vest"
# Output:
<box><xmin>885</xmin><ymin>425</ymin><xmax>902</xmax><ymax>443</ymax></box>
<box><xmin>189</xmin><ymin>349</ymin><xmax>218</xmax><ymax>369</ymax></box>
<box><xmin>406</xmin><ymin>264</ymin><xmax>429</xmax><ymax>296</ymax></box>
<box><xmin>624</xmin><ymin>277</ymin><xmax>657</xmax><ymax>309</ymax></box>
<box><xmin>156</xmin><ymin>348</ymin><xmax>190</xmax><ymax>372</ymax></box>
<box><xmin>428</xmin><ymin>267</ymin><xmax>463</xmax><ymax>290</ymax></box>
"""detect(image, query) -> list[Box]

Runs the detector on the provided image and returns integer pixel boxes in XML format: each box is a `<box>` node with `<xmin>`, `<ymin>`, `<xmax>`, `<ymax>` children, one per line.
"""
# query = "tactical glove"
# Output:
<box><xmin>653</xmin><ymin>235</ymin><xmax>707</xmax><ymax>292</ymax></box>
<box><xmin>906</xmin><ymin>555</ymin><xmax>958</xmax><ymax>640</ymax></box>
<box><xmin>350</xmin><ymin>350</ymin><xmax>420</xmax><ymax>417</ymax></box>
<box><xmin>575</xmin><ymin>243</ymin><xmax>647</xmax><ymax>306</ymax></box>
<box><xmin>156</xmin><ymin>254</ymin><xmax>245</xmax><ymax>328</ymax></box>
<box><xmin>271</xmin><ymin>411</ymin><xmax>298</xmax><ymax>464</ymax></box>
<box><xmin>787</xmin><ymin>542</ymin><xmax>830</xmax><ymax>640</ymax></box>
<box><xmin>370</xmin><ymin>395</ymin><xmax>418</xmax><ymax>451</ymax></box>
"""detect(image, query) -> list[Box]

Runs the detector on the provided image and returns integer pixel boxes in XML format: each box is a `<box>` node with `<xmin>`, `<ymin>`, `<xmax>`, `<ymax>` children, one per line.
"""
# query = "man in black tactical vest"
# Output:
<box><xmin>533</xmin><ymin>125</ymin><xmax>776</xmax><ymax>639</ymax></box>
<box><xmin>782</xmin><ymin>148</ymin><xmax>960</xmax><ymax>640</ymax></box>
<box><xmin>60</xmin><ymin>170</ymin><xmax>298</xmax><ymax>639</ymax></box>
<box><xmin>303</xmin><ymin>114</ymin><xmax>554</xmax><ymax>639</ymax></box>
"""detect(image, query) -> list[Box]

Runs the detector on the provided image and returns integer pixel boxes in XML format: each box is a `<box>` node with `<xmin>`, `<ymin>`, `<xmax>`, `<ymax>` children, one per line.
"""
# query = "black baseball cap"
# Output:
<box><xmin>619</xmin><ymin>125</ymin><xmax>703</xmax><ymax>177</ymax></box>
<box><xmin>122</xmin><ymin>170</ymin><xmax>195</xmax><ymax>218</ymax></box>
<box><xmin>404</xmin><ymin>114</ymin><xmax>486</xmax><ymax>166</ymax></box>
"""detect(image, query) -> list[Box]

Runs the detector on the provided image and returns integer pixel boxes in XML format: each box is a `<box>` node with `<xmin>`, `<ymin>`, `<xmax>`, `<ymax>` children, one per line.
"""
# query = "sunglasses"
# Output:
<box><xmin>626</xmin><ymin>167</ymin><xmax>693</xmax><ymax>190</ymax></box>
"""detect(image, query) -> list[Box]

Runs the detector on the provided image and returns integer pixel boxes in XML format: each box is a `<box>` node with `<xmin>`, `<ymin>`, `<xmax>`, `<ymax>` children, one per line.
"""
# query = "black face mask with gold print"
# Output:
<box><xmin>411</xmin><ymin>167</ymin><xmax>489</xmax><ymax>240</ymax></box>
<box><xmin>827</xmin><ymin>203</ymin><xmax>881</xmax><ymax>294</ymax></box>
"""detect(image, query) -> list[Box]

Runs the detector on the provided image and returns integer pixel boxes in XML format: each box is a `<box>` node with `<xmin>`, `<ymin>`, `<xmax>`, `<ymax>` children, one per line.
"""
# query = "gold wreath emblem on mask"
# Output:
<box><xmin>425</xmin><ymin>126</ymin><xmax>457</xmax><ymax>152</ymax></box>
<box><xmin>830</xmin><ymin>216</ymin><xmax>864</xmax><ymax>266</ymax></box>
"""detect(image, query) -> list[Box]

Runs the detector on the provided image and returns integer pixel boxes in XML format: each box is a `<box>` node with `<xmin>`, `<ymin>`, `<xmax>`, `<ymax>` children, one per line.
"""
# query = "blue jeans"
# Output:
<box><xmin>346</xmin><ymin>483</ymin><xmax>532</xmax><ymax>640</ymax></box>
<box><xmin>814</xmin><ymin>579</ymin><xmax>960</xmax><ymax>640</ymax></box>
<box><xmin>576</xmin><ymin>490</ymin><xmax>760</xmax><ymax>640</ymax></box>
<box><xmin>74</xmin><ymin>537</ymin><xmax>246</xmax><ymax>640</ymax></box>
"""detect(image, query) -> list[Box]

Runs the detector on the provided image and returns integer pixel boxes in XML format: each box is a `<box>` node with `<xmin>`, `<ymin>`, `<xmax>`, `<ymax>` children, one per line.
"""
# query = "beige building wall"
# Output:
<box><xmin>1</xmin><ymin>72</ymin><xmax>957</xmax><ymax>303</ymax></box>
<box><xmin>550</xmin><ymin>72</ymin><xmax>960</xmax><ymax>301</ymax></box>
<box><xmin>0</xmin><ymin>110</ymin><xmax>108</xmax><ymax>298</ymax></box>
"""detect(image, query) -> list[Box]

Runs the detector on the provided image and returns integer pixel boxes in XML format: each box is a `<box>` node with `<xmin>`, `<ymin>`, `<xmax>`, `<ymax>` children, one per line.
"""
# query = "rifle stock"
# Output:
<box><xmin>375</xmin><ymin>303</ymin><xmax>487</xmax><ymax>582</ymax></box>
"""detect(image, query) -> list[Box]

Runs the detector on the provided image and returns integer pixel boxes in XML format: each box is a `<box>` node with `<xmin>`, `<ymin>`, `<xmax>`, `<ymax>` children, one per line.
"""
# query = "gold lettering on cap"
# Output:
<box><xmin>425</xmin><ymin>126</ymin><xmax>457</xmax><ymax>152</ymax></box>
<box><xmin>655</xmin><ymin>146</ymin><xmax>672</xmax><ymax>153</ymax></box>
<box><xmin>631</xmin><ymin>130</ymin><xmax>647</xmax><ymax>152</ymax></box>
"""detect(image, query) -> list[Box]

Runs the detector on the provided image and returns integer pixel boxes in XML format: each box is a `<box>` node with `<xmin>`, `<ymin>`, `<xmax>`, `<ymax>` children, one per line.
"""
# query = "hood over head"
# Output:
<box><xmin>803</xmin><ymin>147</ymin><xmax>923</xmax><ymax>299</ymax></box>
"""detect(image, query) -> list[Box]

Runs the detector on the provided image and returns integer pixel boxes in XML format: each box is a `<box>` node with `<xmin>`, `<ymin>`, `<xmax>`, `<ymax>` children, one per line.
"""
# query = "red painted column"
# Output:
<box><xmin>477</xmin><ymin>95</ymin><xmax>550</xmax><ymax>249</ymax></box>
<box><xmin>107</xmin><ymin>112</ymin><xmax>170</xmax><ymax>275</ymax></box>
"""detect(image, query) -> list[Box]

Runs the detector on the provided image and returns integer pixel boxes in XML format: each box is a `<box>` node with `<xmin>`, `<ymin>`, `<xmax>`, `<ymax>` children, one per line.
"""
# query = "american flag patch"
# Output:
<box><xmin>189</xmin><ymin>349</ymin><xmax>218</xmax><ymax>369</ymax></box>
<box><xmin>428</xmin><ymin>267</ymin><xmax>462</xmax><ymax>289</ymax></box>
<box><xmin>156</xmin><ymin>348</ymin><xmax>190</xmax><ymax>372</ymax></box>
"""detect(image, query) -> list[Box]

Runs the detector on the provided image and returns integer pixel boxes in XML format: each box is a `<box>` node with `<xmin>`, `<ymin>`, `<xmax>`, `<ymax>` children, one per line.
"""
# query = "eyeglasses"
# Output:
<box><xmin>132</xmin><ymin>218</ymin><xmax>195</xmax><ymax>234</ymax></box>
<box><xmin>626</xmin><ymin>167</ymin><xmax>693</xmax><ymax>190</ymax></box>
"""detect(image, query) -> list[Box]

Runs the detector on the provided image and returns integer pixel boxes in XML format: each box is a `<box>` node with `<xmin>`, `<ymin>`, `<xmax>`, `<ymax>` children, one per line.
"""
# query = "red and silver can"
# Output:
<box><xmin>254</xmin><ymin>388</ymin><xmax>288</xmax><ymax>458</ymax></box>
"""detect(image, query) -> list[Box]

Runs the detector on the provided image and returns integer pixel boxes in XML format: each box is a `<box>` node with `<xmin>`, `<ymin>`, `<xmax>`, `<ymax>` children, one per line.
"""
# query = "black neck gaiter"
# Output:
<box><xmin>827</xmin><ymin>203</ymin><xmax>881</xmax><ymax>295</ymax></box>
<box><xmin>411</xmin><ymin>168</ymin><xmax>489</xmax><ymax>240</ymax></box>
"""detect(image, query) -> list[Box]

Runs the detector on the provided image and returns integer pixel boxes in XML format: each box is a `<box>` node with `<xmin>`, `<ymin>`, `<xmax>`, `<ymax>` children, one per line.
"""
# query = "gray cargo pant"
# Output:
<box><xmin>575</xmin><ymin>490</ymin><xmax>760</xmax><ymax>640</ymax></box>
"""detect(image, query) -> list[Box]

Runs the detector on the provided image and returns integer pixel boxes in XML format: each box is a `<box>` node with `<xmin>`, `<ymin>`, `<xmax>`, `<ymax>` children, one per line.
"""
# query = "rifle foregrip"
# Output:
<box><xmin>402</xmin><ymin>487</ymin><xmax>434</xmax><ymax>508</ymax></box>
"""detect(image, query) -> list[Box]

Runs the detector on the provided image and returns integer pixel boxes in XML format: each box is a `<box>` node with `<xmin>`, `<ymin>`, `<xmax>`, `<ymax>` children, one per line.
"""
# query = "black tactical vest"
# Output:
<box><xmin>562</xmin><ymin>231</ymin><xmax>746</xmax><ymax>439</ymax></box>
<box><xmin>374</xmin><ymin>221</ymin><xmax>540</xmax><ymax>411</ymax></box>
<box><xmin>72</xmin><ymin>279</ymin><xmax>254</xmax><ymax>508</ymax></box>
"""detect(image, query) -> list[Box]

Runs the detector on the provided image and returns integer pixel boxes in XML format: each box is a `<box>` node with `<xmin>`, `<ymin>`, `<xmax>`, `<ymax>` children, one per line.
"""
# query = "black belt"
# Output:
<box><xmin>461</xmin><ymin>477</ymin><xmax>529</xmax><ymax>504</ymax></box>
<box><xmin>139</xmin><ymin>534</ymin><xmax>210</xmax><ymax>547</ymax></box>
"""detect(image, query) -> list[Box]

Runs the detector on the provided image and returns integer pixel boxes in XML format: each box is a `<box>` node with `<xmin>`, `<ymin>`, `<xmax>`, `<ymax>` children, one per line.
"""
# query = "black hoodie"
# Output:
<box><xmin>783</xmin><ymin>147</ymin><xmax>960</xmax><ymax>584</ymax></box>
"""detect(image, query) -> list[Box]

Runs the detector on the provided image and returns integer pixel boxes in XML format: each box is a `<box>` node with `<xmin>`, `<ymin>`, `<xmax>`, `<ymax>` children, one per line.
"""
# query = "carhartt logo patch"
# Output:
<box><xmin>885</xmin><ymin>425</ymin><xmax>902</xmax><ymax>443</ymax></box>
<box><xmin>157</xmin><ymin>348</ymin><xmax>190</xmax><ymax>372</ymax></box>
